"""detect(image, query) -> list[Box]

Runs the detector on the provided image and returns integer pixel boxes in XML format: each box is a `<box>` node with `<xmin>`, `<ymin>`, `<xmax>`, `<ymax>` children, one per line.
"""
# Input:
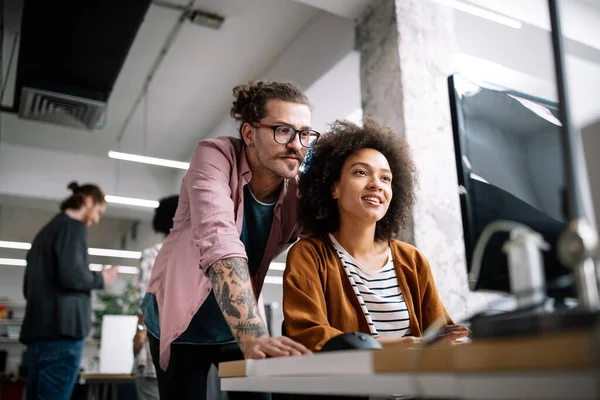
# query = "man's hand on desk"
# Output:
<box><xmin>208</xmin><ymin>258</ymin><xmax>312</xmax><ymax>360</ymax></box>
<box><xmin>240</xmin><ymin>336</ymin><xmax>313</xmax><ymax>359</ymax></box>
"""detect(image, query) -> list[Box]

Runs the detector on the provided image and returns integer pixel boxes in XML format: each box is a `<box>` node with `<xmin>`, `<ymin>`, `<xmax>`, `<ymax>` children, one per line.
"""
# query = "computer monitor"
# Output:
<box><xmin>447</xmin><ymin>74</ymin><xmax>573</xmax><ymax>298</ymax></box>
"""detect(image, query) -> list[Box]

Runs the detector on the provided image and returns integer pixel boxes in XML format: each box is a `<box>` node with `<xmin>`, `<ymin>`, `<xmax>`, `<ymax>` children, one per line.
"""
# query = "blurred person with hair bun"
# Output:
<box><xmin>20</xmin><ymin>181</ymin><xmax>118</xmax><ymax>400</ymax></box>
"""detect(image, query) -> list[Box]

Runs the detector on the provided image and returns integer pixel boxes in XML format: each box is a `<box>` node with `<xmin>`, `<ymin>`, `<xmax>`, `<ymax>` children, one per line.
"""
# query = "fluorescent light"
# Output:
<box><xmin>0</xmin><ymin>241</ymin><xmax>31</xmax><ymax>250</ymax></box>
<box><xmin>88</xmin><ymin>248</ymin><xmax>142</xmax><ymax>259</ymax></box>
<box><xmin>89</xmin><ymin>264</ymin><xmax>139</xmax><ymax>275</ymax></box>
<box><xmin>264</xmin><ymin>276</ymin><xmax>283</xmax><ymax>285</ymax></box>
<box><xmin>116</xmin><ymin>266</ymin><xmax>140</xmax><ymax>274</ymax></box>
<box><xmin>0</xmin><ymin>259</ymin><xmax>138</xmax><ymax>274</ymax></box>
<box><xmin>0</xmin><ymin>241</ymin><xmax>142</xmax><ymax>260</ymax></box>
<box><xmin>0</xmin><ymin>258</ymin><xmax>27</xmax><ymax>266</ymax></box>
<box><xmin>108</xmin><ymin>150</ymin><xmax>189</xmax><ymax>170</ymax></box>
<box><xmin>270</xmin><ymin>262</ymin><xmax>285</xmax><ymax>271</ymax></box>
<box><xmin>432</xmin><ymin>0</ymin><xmax>522</xmax><ymax>29</ymax></box>
<box><xmin>105</xmin><ymin>195</ymin><xmax>159</xmax><ymax>208</ymax></box>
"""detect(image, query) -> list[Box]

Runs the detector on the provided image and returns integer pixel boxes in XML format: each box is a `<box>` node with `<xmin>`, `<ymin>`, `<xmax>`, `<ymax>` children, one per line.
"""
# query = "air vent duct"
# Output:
<box><xmin>18</xmin><ymin>87</ymin><xmax>106</xmax><ymax>130</ymax></box>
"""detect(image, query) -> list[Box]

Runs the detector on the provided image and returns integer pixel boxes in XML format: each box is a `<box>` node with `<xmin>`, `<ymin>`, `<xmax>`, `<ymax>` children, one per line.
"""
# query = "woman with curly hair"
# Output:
<box><xmin>283</xmin><ymin>117</ymin><xmax>468</xmax><ymax>351</ymax></box>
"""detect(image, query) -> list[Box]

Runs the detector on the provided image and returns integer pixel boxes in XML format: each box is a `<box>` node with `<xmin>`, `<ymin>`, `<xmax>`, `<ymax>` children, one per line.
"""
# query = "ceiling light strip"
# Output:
<box><xmin>108</xmin><ymin>150</ymin><xmax>189</xmax><ymax>170</ymax></box>
<box><xmin>269</xmin><ymin>262</ymin><xmax>285</xmax><ymax>271</ymax></box>
<box><xmin>104</xmin><ymin>195</ymin><xmax>159</xmax><ymax>208</ymax></box>
<box><xmin>0</xmin><ymin>258</ymin><xmax>138</xmax><ymax>274</ymax></box>
<box><xmin>2</xmin><ymin>256</ymin><xmax>279</xmax><ymax>280</ymax></box>
<box><xmin>264</xmin><ymin>276</ymin><xmax>283</xmax><ymax>285</ymax></box>
<box><xmin>0</xmin><ymin>241</ymin><xmax>31</xmax><ymax>250</ymax></box>
<box><xmin>89</xmin><ymin>264</ymin><xmax>139</xmax><ymax>275</ymax></box>
<box><xmin>432</xmin><ymin>0</ymin><xmax>522</xmax><ymax>29</ymax></box>
<box><xmin>0</xmin><ymin>258</ymin><xmax>27</xmax><ymax>266</ymax></box>
<box><xmin>88</xmin><ymin>248</ymin><xmax>142</xmax><ymax>259</ymax></box>
<box><xmin>0</xmin><ymin>241</ymin><xmax>142</xmax><ymax>259</ymax></box>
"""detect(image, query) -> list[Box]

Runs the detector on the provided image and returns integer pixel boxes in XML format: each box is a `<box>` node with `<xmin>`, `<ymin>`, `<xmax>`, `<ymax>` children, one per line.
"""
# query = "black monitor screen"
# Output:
<box><xmin>447</xmin><ymin>74</ymin><xmax>572</xmax><ymax>297</ymax></box>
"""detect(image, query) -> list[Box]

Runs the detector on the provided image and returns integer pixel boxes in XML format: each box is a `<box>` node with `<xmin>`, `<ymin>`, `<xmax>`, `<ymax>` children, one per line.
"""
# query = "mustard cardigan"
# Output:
<box><xmin>282</xmin><ymin>236</ymin><xmax>453</xmax><ymax>351</ymax></box>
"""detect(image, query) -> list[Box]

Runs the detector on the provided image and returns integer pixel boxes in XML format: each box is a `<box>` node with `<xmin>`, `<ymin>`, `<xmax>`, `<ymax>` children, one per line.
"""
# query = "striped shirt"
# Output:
<box><xmin>329</xmin><ymin>234</ymin><xmax>411</xmax><ymax>338</ymax></box>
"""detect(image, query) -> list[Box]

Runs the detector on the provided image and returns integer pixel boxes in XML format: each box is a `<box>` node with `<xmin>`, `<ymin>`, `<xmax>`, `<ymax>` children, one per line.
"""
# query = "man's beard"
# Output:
<box><xmin>258</xmin><ymin>149</ymin><xmax>304</xmax><ymax>178</ymax></box>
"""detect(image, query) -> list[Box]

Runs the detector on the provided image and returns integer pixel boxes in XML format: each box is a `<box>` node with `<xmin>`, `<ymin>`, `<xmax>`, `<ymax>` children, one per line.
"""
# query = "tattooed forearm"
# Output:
<box><xmin>235</xmin><ymin>287</ymin><xmax>256</xmax><ymax>319</ymax></box>
<box><xmin>209</xmin><ymin>257</ymin><xmax>268</xmax><ymax>343</ymax></box>
<box><xmin>218</xmin><ymin>257</ymin><xmax>250</xmax><ymax>284</ymax></box>
<box><xmin>232</xmin><ymin>321</ymin><xmax>267</xmax><ymax>336</ymax></box>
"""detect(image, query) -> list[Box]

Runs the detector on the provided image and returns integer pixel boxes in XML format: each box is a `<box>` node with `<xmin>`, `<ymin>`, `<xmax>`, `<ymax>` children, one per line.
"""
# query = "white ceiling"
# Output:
<box><xmin>1</xmin><ymin>0</ymin><xmax>599</xmax><ymax>215</ymax></box>
<box><xmin>3</xmin><ymin>0</ymin><xmax>599</xmax><ymax>161</ymax></box>
<box><xmin>1</xmin><ymin>0</ymin><xmax>320</xmax><ymax>161</ymax></box>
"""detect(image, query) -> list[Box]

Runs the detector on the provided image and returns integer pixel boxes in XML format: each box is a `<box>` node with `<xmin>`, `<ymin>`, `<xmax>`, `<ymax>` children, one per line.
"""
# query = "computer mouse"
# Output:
<box><xmin>320</xmin><ymin>332</ymin><xmax>382</xmax><ymax>352</ymax></box>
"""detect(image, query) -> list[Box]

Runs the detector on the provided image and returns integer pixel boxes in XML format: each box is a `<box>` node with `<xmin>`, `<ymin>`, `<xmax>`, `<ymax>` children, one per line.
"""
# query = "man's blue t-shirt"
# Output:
<box><xmin>142</xmin><ymin>184</ymin><xmax>275</xmax><ymax>344</ymax></box>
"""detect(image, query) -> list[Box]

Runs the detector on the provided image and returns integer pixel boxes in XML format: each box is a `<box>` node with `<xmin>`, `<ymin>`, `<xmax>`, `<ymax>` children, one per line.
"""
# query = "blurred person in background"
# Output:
<box><xmin>133</xmin><ymin>195</ymin><xmax>179</xmax><ymax>400</ymax></box>
<box><xmin>20</xmin><ymin>181</ymin><xmax>119</xmax><ymax>400</ymax></box>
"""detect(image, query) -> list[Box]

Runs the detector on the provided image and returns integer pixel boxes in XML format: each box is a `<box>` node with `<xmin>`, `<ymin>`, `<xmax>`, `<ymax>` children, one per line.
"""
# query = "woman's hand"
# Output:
<box><xmin>427</xmin><ymin>324</ymin><xmax>471</xmax><ymax>345</ymax></box>
<box><xmin>377</xmin><ymin>336</ymin><xmax>423</xmax><ymax>349</ymax></box>
<box><xmin>377</xmin><ymin>325</ymin><xmax>471</xmax><ymax>348</ymax></box>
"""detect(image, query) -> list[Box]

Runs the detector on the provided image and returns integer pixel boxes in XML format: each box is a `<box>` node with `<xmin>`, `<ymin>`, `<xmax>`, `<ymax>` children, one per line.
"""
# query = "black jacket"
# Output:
<box><xmin>20</xmin><ymin>213</ymin><xmax>104</xmax><ymax>343</ymax></box>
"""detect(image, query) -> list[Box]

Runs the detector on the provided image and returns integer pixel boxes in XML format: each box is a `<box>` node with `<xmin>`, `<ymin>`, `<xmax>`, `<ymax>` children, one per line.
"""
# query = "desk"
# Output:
<box><xmin>219</xmin><ymin>330</ymin><xmax>599</xmax><ymax>399</ymax></box>
<box><xmin>79</xmin><ymin>373</ymin><xmax>133</xmax><ymax>400</ymax></box>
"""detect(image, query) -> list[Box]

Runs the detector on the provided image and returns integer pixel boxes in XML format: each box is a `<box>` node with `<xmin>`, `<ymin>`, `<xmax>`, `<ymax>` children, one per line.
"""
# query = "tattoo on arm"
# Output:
<box><xmin>220</xmin><ymin>282</ymin><xmax>241</xmax><ymax>318</ymax></box>
<box><xmin>220</xmin><ymin>257</ymin><xmax>250</xmax><ymax>283</ymax></box>
<box><xmin>235</xmin><ymin>288</ymin><xmax>256</xmax><ymax>319</ymax></box>
<box><xmin>232</xmin><ymin>321</ymin><xmax>266</xmax><ymax>336</ymax></box>
<box><xmin>209</xmin><ymin>257</ymin><xmax>268</xmax><ymax>342</ymax></box>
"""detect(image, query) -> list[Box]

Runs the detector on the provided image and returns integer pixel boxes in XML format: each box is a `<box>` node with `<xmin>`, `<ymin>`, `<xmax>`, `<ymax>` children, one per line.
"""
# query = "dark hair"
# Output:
<box><xmin>60</xmin><ymin>181</ymin><xmax>106</xmax><ymax>212</ymax></box>
<box><xmin>230</xmin><ymin>80</ymin><xmax>309</xmax><ymax>137</ymax></box>
<box><xmin>298</xmin><ymin>117</ymin><xmax>417</xmax><ymax>240</ymax></box>
<box><xmin>152</xmin><ymin>195</ymin><xmax>179</xmax><ymax>235</ymax></box>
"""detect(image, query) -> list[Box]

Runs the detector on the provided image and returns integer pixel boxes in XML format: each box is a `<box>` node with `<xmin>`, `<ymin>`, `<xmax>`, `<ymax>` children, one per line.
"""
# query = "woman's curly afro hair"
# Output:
<box><xmin>298</xmin><ymin>117</ymin><xmax>417</xmax><ymax>241</ymax></box>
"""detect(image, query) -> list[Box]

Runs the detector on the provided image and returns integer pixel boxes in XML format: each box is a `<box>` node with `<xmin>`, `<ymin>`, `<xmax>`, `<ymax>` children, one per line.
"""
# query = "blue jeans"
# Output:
<box><xmin>25</xmin><ymin>338</ymin><xmax>84</xmax><ymax>400</ymax></box>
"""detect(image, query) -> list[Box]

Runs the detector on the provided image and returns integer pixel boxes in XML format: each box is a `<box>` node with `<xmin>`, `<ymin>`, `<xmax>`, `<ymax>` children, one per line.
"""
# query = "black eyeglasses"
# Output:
<box><xmin>252</xmin><ymin>123</ymin><xmax>320</xmax><ymax>148</ymax></box>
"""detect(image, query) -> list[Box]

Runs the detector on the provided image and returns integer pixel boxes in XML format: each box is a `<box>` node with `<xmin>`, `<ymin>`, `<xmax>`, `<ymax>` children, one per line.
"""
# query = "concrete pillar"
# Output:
<box><xmin>357</xmin><ymin>0</ymin><xmax>479</xmax><ymax>319</ymax></box>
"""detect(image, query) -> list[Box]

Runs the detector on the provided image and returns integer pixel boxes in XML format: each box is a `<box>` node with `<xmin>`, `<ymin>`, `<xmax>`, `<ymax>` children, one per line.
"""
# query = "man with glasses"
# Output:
<box><xmin>142</xmin><ymin>80</ymin><xmax>319</xmax><ymax>399</ymax></box>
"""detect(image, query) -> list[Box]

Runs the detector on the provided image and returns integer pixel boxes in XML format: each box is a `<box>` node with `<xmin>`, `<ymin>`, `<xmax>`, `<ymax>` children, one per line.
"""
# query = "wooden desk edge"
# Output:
<box><xmin>219</xmin><ymin>329</ymin><xmax>598</xmax><ymax>377</ymax></box>
<box><xmin>219</xmin><ymin>360</ymin><xmax>246</xmax><ymax>378</ymax></box>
